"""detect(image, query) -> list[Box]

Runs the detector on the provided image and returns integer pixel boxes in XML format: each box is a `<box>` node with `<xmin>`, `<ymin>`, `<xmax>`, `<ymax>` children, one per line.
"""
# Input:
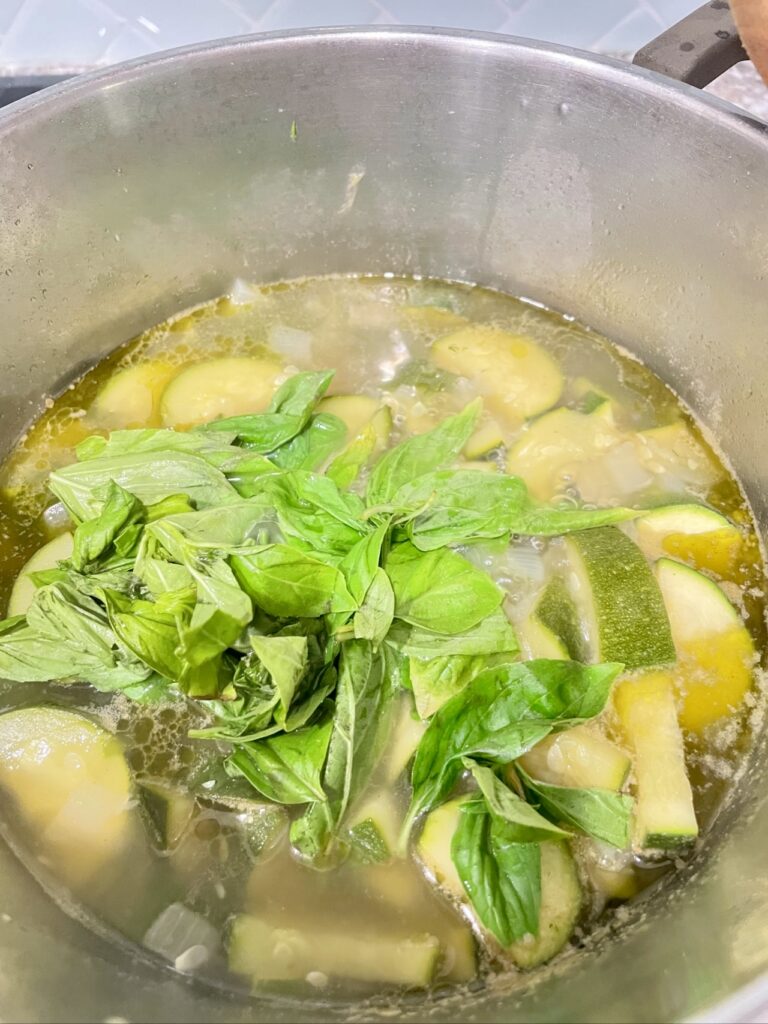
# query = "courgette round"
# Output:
<box><xmin>431</xmin><ymin>327</ymin><xmax>563</xmax><ymax>423</ymax></box>
<box><xmin>159</xmin><ymin>356</ymin><xmax>282</xmax><ymax>428</ymax></box>
<box><xmin>0</xmin><ymin>706</ymin><xmax>133</xmax><ymax>883</ymax></box>
<box><xmin>8</xmin><ymin>531</ymin><xmax>74</xmax><ymax>617</ymax></box>
<box><xmin>91</xmin><ymin>361</ymin><xmax>177</xmax><ymax>429</ymax></box>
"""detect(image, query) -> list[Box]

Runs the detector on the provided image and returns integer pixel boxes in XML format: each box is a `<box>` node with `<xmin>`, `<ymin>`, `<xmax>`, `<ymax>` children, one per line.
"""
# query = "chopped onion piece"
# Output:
<box><xmin>144</xmin><ymin>903</ymin><xmax>219</xmax><ymax>963</ymax></box>
<box><xmin>268</xmin><ymin>325</ymin><xmax>313</xmax><ymax>363</ymax></box>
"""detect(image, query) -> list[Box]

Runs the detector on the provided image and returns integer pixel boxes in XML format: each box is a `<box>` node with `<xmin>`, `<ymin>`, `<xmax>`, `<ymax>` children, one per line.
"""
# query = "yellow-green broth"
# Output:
<box><xmin>0</xmin><ymin>274</ymin><xmax>763</xmax><ymax>1000</ymax></box>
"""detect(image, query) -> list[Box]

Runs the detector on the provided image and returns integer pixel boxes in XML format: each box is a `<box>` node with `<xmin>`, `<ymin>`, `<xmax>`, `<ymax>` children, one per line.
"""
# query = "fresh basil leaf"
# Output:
<box><xmin>112</xmin><ymin>522</ymin><xmax>142</xmax><ymax>559</ymax></box>
<box><xmin>282</xmin><ymin>663</ymin><xmax>338</xmax><ymax>733</ymax></box>
<box><xmin>353</xmin><ymin>567</ymin><xmax>394</xmax><ymax>645</ymax></box>
<box><xmin>0</xmin><ymin>586</ymin><xmax>151</xmax><ymax>690</ymax></box>
<box><xmin>451</xmin><ymin>799</ymin><xmax>541</xmax><ymax>946</ymax></box>
<box><xmin>395</xmin><ymin>469</ymin><xmax>639</xmax><ymax>549</ymax></box>
<box><xmin>30</xmin><ymin>562</ymin><xmax>136</xmax><ymax>600</ymax></box>
<box><xmin>25</xmin><ymin>568</ymin><xmax>69</xmax><ymax>590</ymax></box>
<box><xmin>102</xmin><ymin>588</ymin><xmax>192</xmax><ymax>683</ymax></box>
<box><xmin>50</xmin><ymin>450</ymin><xmax>239</xmax><ymax>521</ymax></box>
<box><xmin>511</xmin><ymin>503</ymin><xmax>640</xmax><ymax>536</ymax></box>
<box><xmin>404</xmin><ymin>660</ymin><xmax>623</xmax><ymax>837</ymax></box>
<box><xmin>267</xmin><ymin>371</ymin><xmax>334</xmax><ymax>418</ymax></box>
<box><xmin>289</xmin><ymin>804</ymin><xmax>327</xmax><ymax>864</ymax></box>
<box><xmin>387</xmin><ymin>608</ymin><xmax>519</xmax><ymax>659</ymax></box>
<box><xmin>264</xmin><ymin>471</ymin><xmax>367</xmax><ymax>556</ymax></box>
<box><xmin>137</xmin><ymin>557</ymin><xmax>194</xmax><ymax>597</ymax></box>
<box><xmin>177</xmin><ymin>558</ymin><xmax>252</xmax><ymax>672</ymax></box>
<box><xmin>315</xmin><ymin>639</ymin><xmax>393</xmax><ymax>823</ymax></box>
<box><xmin>408</xmin><ymin>653</ymin><xmax>488</xmax><ymax>719</ymax></box>
<box><xmin>76</xmin><ymin>427</ymin><xmax>239</xmax><ymax>462</ymax></box>
<box><xmin>386</xmin><ymin>541</ymin><xmax>503</xmax><ymax>634</ymax></box>
<box><xmin>0</xmin><ymin>618</ymin><xmax>88</xmax><ymax>683</ymax></box>
<box><xmin>291</xmin><ymin>640</ymin><xmax>396</xmax><ymax>864</ymax></box>
<box><xmin>499</xmin><ymin>659</ymin><xmax>623</xmax><ymax>721</ymax></box>
<box><xmin>26</xmin><ymin>583</ymin><xmax>133</xmax><ymax>663</ymax></box>
<box><xmin>231</xmin><ymin>545</ymin><xmax>356</xmax><ymax>618</ymax></box>
<box><xmin>180</xmin><ymin>601</ymin><xmax>246</xmax><ymax>673</ymax></box>
<box><xmin>70</xmin><ymin>480</ymin><xmax>145</xmax><ymax>571</ymax></box>
<box><xmin>226</xmin><ymin>716</ymin><xmax>333</xmax><ymax>804</ymax></box>
<box><xmin>75</xmin><ymin>428</ymin><xmax>279</xmax><ymax>489</ymax></box>
<box><xmin>184</xmin><ymin>652</ymin><xmax>236</xmax><ymax>700</ymax></box>
<box><xmin>121</xmin><ymin>674</ymin><xmax>173</xmax><ymax>703</ymax></box>
<box><xmin>224</xmin><ymin>458</ymin><xmax>285</xmax><ymax>498</ymax></box>
<box><xmin>269</xmin><ymin>413</ymin><xmax>347</xmax><ymax>471</ymax></box>
<box><xmin>397</xmin><ymin>470</ymin><xmax>527</xmax><ymax>550</ymax></box>
<box><xmin>517</xmin><ymin>766</ymin><xmax>633</xmax><ymax>849</ymax></box>
<box><xmin>249</xmin><ymin>635</ymin><xmax>308</xmax><ymax>718</ymax></box>
<box><xmin>201</xmin><ymin>371</ymin><xmax>334</xmax><ymax>450</ymax></box>
<box><xmin>189</xmin><ymin>655</ymin><xmax>278</xmax><ymax>742</ymax></box>
<box><xmin>467</xmin><ymin>761</ymin><xmax>567</xmax><ymax>842</ymax></box>
<box><xmin>144</xmin><ymin>493</ymin><xmax>196</xmax><ymax>521</ymax></box>
<box><xmin>338</xmin><ymin>522</ymin><xmax>389</xmax><ymax>606</ymax></box>
<box><xmin>367</xmin><ymin>399</ymin><xmax>481</xmax><ymax>505</ymax></box>
<box><xmin>142</xmin><ymin>500</ymin><xmax>275</xmax><ymax>558</ymax></box>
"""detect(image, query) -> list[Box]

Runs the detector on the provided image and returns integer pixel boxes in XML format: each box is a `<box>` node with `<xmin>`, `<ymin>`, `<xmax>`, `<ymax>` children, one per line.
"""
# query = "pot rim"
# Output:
<box><xmin>0</xmin><ymin>25</ymin><xmax>766</xmax><ymax>145</ymax></box>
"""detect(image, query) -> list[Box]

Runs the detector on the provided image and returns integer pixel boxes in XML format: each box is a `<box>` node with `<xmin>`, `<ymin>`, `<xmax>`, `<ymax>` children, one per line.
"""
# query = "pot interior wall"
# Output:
<box><xmin>0</xmin><ymin>29</ymin><xmax>767</xmax><ymax>1024</ymax></box>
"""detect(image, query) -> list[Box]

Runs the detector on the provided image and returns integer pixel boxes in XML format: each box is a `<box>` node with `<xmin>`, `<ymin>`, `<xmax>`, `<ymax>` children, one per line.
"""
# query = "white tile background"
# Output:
<box><xmin>0</xmin><ymin>0</ymin><xmax>706</xmax><ymax>71</ymax></box>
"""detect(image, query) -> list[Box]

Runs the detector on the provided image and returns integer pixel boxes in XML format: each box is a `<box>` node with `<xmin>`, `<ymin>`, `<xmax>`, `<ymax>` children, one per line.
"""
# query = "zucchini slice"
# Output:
<box><xmin>533</xmin><ymin>576</ymin><xmax>586</xmax><ymax>662</ymax></box>
<box><xmin>91</xmin><ymin>361</ymin><xmax>177</xmax><ymax>429</ymax></box>
<box><xmin>505</xmin><ymin>842</ymin><xmax>581</xmax><ymax>969</ymax></box>
<box><xmin>431</xmin><ymin>327</ymin><xmax>563</xmax><ymax>423</ymax></box>
<box><xmin>417</xmin><ymin>797</ymin><xmax>466</xmax><ymax>899</ymax></box>
<box><xmin>579</xmin><ymin>838</ymin><xmax>639</xmax><ymax>900</ymax></box>
<box><xmin>633</xmin><ymin>504</ymin><xmax>741</xmax><ymax>577</ymax></box>
<box><xmin>440</xmin><ymin>922</ymin><xmax>477</xmax><ymax>984</ymax></box>
<box><xmin>656</xmin><ymin>556</ymin><xmax>747</xmax><ymax>641</ymax></box>
<box><xmin>140</xmin><ymin>779</ymin><xmax>196</xmax><ymax>851</ymax></box>
<box><xmin>384</xmin><ymin>696</ymin><xmax>428</xmax><ymax>784</ymax></box>
<box><xmin>464</xmin><ymin>419</ymin><xmax>505</xmax><ymax>459</ymax></box>
<box><xmin>517</xmin><ymin>725</ymin><xmax>630</xmax><ymax>791</ymax></box>
<box><xmin>506</xmin><ymin>404</ymin><xmax>627</xmax><ymax>502</ymax></box>
<box><xmin>0</xmin><ymin>707</ymin><xmax>134</xmax><ymax>884</ymax></box>
<box><xmin>8</xmin><ymin>531</ymin><xmax>74</xmax><ymax>617</ymax></box>
<box><xmin>614</xmin><ymin>672</ymin><xmax>698</xmax><ymax>850</ymax></box>
<box><xmin>507</xmin><ymin>405</ymin><xmax>716</xmax><ymax>505</ymax></box>
<box><xmin>347</xmin><ymin>790</ymin><xmax>402</xmax><ymax>862</ymax></box>
<box><xmin>656</xmin><ymin>558</ymin><xmax>754</xmax><ymax>732</ymax></box>
<box><xmin>401</xmin><ymin>305</ymin><xmax>468</xmax><ymax>337</ymax></box>
<box><xmin>317</xmin><ymin>394</ymin><xmax>380</xmax><ymax>438</ymax></box>
<box><xmin>635</xmin><ymin>421</ymin><xmax>721</xmax><ymax>489</ymax></box>
<box><xmin>228</xmin><ymin>915</ymin><xmax>441</xmax><ymax>987</ymax></box>
<box><xmin>564</xmin><ymin>527</ymin><xmax>675</xmax><ymax>669</ymax></box>
<box><xmin>516</xmin><ymin>616</ymin><xmax>570</xmax><ymax>660</ymax></box>
<box><xmin>417</xmin><ymin>799</ymin><xmax>581</xmax><ymax>968</ymax></box>
<box><xmin>159</xmin><ymin>356</ymin><xmax>282</xmax><ymax>428</ymax></box>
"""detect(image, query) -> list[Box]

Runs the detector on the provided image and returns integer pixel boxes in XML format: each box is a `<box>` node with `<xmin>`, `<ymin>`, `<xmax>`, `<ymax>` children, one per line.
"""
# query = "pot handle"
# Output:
<box><xmin>633</xmin><ymin>0</ymin><xmax>747</xmax><ymax>87</ymax></box>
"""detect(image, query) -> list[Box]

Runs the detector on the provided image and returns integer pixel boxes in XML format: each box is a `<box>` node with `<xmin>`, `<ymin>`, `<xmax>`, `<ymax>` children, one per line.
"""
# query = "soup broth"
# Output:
<box><xmin>0</xmin><ymin>275</ymin><xmax>763</xmax><ymax>1000</ymax></box>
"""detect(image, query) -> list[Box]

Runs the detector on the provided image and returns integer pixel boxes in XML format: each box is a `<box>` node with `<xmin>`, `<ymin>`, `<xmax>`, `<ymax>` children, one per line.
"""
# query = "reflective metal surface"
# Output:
<box><xmin>0</xmin><ymin>26</ymin><xmax>767</xmax><ymax>1024</ymax></box>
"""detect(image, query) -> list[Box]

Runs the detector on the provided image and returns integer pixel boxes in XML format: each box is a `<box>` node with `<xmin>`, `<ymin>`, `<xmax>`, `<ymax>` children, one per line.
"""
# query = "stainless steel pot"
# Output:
<box><xmin>0</xmin><ymin>5</ymin><xmax>767</xmax><ymax>1022</ymax></box>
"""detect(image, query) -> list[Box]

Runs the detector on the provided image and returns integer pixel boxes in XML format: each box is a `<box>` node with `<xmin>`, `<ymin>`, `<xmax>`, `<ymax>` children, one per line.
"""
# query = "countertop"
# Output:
<box><xmin>0</xmin><ymin>0</ymin><xmax>765</xmax><ymax>119</ymax></box>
